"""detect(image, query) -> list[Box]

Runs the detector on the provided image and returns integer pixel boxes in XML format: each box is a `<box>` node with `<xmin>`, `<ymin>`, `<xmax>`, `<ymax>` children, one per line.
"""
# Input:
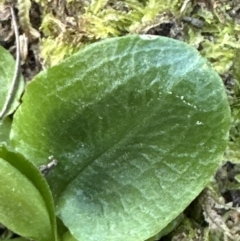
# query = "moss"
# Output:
<box><xmin>37</xmin><ymin>0</ymin><xmax>240</xmax><ymax>80</ymax></box>
<box><xmin>183</xmin><ymin>1</ymin><xmax>240</xmax><ymax>75</ymax></box>
<box><xmin>37</xmin><ymin>0</ymin><xmax>181</xmax><ymax>66</ymax></box>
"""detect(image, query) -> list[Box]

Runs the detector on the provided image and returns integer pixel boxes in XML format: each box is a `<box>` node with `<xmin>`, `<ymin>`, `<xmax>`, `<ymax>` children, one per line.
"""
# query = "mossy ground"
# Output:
<box><xmin>1</xmin><ymin>0</ymin><xmax>240</xmax><ymax>240</ymax></box>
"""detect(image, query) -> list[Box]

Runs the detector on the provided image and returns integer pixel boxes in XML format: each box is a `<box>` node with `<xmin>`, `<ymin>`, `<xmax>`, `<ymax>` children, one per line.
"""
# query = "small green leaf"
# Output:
<box><xmin>0</xmin><ymin>46</ymin><xmax>24</xmax><ymax>119</ymax></box>
<box><xmin>0</xmin><ymin>146</ymin><xmax>57</xmax><ymax>241</ymax></box>
<box><xmin>11</xmin><ymin>35</ymin><xmax>231</xmax><ymax>241</ymax></box>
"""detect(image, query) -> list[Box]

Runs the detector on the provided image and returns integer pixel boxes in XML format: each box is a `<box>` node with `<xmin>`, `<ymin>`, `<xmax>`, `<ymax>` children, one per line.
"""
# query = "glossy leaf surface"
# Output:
<box><xmin>11</xmin><ymin>35</ymin><xmax>231</xmax><ymax>241</ymax></box>
<box><xmin>0</xmin><ymin>146</ymin><xmax>57</xmax><ymax>241</ymax></box>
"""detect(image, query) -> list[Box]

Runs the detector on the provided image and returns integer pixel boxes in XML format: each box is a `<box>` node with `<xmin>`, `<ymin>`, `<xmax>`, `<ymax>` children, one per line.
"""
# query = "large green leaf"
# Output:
<box><xmin>0</xmin><ymin>146</ymin><xmax>57</xmax><ymax>241</ymax></box>
<box><xmin>10</xmin><ymin>35</ymin><xmax>231</xmax><ymax>241</ymax></box>
<box><xmin>0</xmin><ymin>46</ymin><xmax>24</xmax><ymax>119</ymax></box>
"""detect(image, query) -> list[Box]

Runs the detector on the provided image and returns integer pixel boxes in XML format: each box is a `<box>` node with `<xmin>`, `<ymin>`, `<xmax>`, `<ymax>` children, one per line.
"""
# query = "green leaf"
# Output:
<box><xmin>0</xmin><ymin>146</ymin><xmax>57</xmax><ymax>241</ymax></box>
<box><xmin>62</xmin><ymin>231</ymin><xmax>78</xmax><ymax>241</ymax></box>
<box><xmin>3</xmin><ymin>238</ymin><xmax>29</xmax><ymax>241</ymax></box>
<box><xmin>0</xmin><ymin>117</ymin><xmax>12</xmax><ymax>146</ymax></box>
<box><xmin>0</xmin><ymin>46</ymin><xmax>24</xmax><ymax>119</ymax></box>
<box><xmin>11</xmin><ymin>35</ymin><xmax>231</xmax><ymax>241</ymax></box>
